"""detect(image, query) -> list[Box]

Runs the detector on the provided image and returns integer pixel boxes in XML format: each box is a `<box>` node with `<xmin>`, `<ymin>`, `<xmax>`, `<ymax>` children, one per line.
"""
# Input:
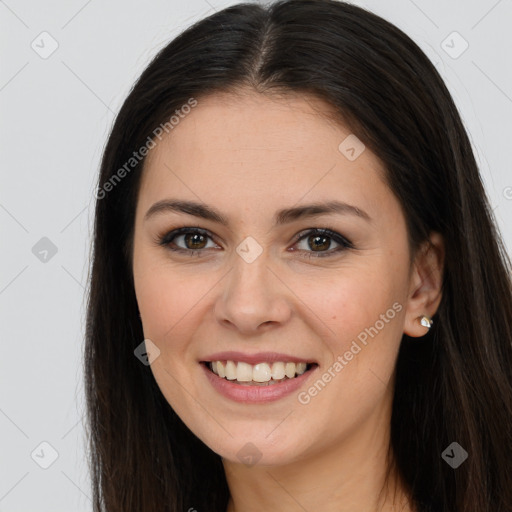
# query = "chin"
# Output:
<box><xmin>202</xmin><ymin>429</ymin><xmax>307</xmax><ymax>467</ymax></box>
<box><xmin>219</xmin><ymin>444</ymin><xmax>300</xmax><ymax>467</ymax></box>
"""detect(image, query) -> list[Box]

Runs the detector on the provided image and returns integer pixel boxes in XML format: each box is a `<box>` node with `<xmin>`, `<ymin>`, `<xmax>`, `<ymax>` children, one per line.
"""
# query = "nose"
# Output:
<box><xmin>214</xmin><ymin>251</ymin><xmax>292</xmax><ymax>334</ymax></box>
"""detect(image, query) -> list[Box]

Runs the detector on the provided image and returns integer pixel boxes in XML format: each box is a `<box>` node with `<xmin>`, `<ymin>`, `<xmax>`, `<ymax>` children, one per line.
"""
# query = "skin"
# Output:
<box><xmin>132</xmin><ymin>89</ymin><xmax>445</xmax><ymax>512</ymax></box>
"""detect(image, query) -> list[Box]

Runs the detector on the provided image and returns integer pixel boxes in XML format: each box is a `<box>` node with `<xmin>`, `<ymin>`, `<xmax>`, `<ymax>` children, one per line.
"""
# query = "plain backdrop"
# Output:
<box><xmin>1</xmin><ymin>0</ymin><xmax>511</xmax><ymax>510</ymax></box>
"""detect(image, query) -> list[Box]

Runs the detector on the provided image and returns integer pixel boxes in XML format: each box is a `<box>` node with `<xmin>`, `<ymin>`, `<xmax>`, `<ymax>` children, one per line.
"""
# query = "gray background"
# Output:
<box><xmin>1</xmin><ymin>0</ymin><xmax>511</xmax><ymax>510</ymax></box>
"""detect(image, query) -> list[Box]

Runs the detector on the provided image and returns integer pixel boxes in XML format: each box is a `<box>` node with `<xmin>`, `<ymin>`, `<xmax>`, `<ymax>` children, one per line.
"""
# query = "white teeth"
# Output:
<box><xmin>225</xmin><ymin>360</ymin><xmax>237</xmax><ymax>380</ymax></box>
<box><xmin>236</xmin><ymin>361</ymin><xmax>253</xmax><ymax>382</ymax></box>
<box><xmin>296</xmin><ymin>362</ymin><xmax>307</xmax><ymax>375</ymax></box>
<box><xmin>253</xmin><ymin>363</ymin><xmax>272</xmax><ymax>382</ymax></box>
<box><xmin>208</xmin><ymin>360</ymin><xmax>311</xmax><ymax>382</ymax></box>
<box><xmin>271</xmin><ymin>361</ymin><xmax>285</xmax><ymax>380</ymax></box>
<box><xmin>285</xmin><ymin>362</ymin><xmax>296</xmax><ymax>379</ymax></box>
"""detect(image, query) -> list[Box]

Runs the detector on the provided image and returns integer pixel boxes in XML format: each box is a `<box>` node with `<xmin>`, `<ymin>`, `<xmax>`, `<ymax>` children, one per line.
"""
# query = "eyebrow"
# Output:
<box><xmin>144</xmin><ymin>199</ymin><xmax>372</xmax><ymax>226</ymax></box>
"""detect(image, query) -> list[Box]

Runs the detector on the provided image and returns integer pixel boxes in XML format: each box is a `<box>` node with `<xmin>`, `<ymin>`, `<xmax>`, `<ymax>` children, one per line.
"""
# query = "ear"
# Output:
<box><xmin>403</xmin><ymin>231</ymin><xmax>445</xmax><ymax>337</ymax></box>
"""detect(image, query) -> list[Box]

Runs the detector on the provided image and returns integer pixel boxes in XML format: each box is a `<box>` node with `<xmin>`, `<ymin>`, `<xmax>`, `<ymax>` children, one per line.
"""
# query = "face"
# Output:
<box><xmin>132</xmin><ymin>90</ymin><xmax>431</xmax><ymax>467</ymax></box>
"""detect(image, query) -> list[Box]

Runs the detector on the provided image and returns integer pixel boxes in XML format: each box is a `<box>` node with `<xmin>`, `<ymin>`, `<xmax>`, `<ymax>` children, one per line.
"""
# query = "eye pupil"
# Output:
<box><xmin>310</xmin><ymin>235</ymin><xmax>330</xmax><ymax>251</ymax></box>
<box><xmin>185</xmin><ymin>233</ymin><xmax>207</xmax><ymax>249</ymax></box>
<box><xmin>161</xmin><ymin>227</ymin><xmax>349</xmax><ymax>258</ymax></box>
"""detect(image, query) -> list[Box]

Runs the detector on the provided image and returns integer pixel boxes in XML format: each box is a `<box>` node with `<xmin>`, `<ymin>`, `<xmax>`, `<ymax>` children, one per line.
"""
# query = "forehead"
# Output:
<box><xmin>146</xmin><ymin>90</ymin><xmax>374</xmax><ymax>161</ymax></box>
<box><xmin>137</xmin><ymin>89</ymin><xmax>391</xmax><ymax>221</ymax></box>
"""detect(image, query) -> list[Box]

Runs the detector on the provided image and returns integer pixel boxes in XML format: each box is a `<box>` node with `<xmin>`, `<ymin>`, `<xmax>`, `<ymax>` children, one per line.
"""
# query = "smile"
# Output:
<box><xmin>205</xmin><ymin>360</ymin><xmax>314</xmax><ymax>385</ymax></box>
<box><xmin>200</xmin><ymin>360</ymin><xmax>319</xmax><ymax>403</ymax></box>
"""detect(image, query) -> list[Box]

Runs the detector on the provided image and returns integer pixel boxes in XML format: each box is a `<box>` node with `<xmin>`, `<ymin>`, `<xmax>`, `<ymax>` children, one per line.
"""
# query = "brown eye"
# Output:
<box><xmin>293</xmin><ymin>228</ymin><xmax>353</xmax><ymax>258</ymax></box>
<box><xmin>159</xmin><ymin>227</ymin><xmax>218</xmax><ymax>254</ymax></box>
<box><xmin>306</xmin><ymin>234</ymin><xmax>332</xmax><ymax>252</ymax></box>
<box><xmin>183</xmin><ymin>232</ymin><xmax>208</xmax><ymax>250</ymax></box>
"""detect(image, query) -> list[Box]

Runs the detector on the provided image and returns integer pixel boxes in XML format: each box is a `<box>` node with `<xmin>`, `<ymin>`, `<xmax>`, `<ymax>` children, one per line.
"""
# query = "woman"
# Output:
<box><xmin>84</xmin><ymin>1</ymin><xmax>512</xmax><ymax>511</ymax></box>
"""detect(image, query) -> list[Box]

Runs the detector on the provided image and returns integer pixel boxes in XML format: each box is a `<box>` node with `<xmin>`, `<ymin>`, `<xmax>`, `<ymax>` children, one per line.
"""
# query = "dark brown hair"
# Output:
<box><xmin>84</xmin><ymin>1</ymin><xmax>512</xmax><ymax>510</ymax></box>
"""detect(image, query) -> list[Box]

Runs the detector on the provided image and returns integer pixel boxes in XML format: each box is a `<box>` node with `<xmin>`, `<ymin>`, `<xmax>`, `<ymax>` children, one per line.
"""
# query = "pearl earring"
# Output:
<box><xmin>419</xmin><ymin>315</ymin><xmax>433</xmax><ymax>329</ymax></box>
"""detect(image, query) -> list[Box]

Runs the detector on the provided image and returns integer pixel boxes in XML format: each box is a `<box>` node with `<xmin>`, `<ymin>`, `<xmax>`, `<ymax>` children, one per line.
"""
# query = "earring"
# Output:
<box><xmin>419</xmin><ymin>315</ymin><xmax>433</xmax><ymax>329</ymax></box>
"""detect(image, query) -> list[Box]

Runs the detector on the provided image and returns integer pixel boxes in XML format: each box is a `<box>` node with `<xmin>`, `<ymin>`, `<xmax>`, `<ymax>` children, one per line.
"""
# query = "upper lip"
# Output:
<box><xmin>200</xmin><ymin>351</ymin><xmax>317</xmax><ymax>365</ymax></box>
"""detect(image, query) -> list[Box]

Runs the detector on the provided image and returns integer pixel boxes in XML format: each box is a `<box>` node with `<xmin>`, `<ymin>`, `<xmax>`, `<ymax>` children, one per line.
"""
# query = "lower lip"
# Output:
<box><xmin>201</xmin><ymin>363</ymin><xmax>318</xmax><ymax>403</ymax></box>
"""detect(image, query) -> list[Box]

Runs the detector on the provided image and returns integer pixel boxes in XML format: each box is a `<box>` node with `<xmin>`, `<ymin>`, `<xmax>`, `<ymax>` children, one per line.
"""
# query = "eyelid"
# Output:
<box><xmin>157</xmin><ymin>226</ymin><xmax>354</xmax><ymax>256</ymax></box>
<box><xmin>156</xmin><ymin>226</ymin><xmax>220</xmax><ymax>250</ymax></box>
<box><xmin>291</xmin><ymin>227</ymin><xmax>353</xmax><ymax>249</ymax></box>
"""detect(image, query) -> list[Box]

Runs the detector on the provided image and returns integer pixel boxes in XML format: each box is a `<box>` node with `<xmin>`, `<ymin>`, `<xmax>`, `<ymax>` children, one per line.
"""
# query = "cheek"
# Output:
<box><xmin>133</xmin><ymin>253</ymin><xmax>208</xmax><ymax>347</ymax></box>
<box><xmin>133</xmin><ymin>261</ymin><xmax>207</xmax><ymax>409</ymax></box>
<box><xmin>296</xmin><ymin>264</ymin><xmax>405</xmax><ymax>401</ymax></box>
<box><xmin>290</xmin><ymin>275</ymin><xmax>404</xmax><ymax>442</ymax></box>
<box><xmin>294</xmin><ymin>265</ymin><xmax>401</xmax><ymax>346</ymax></box>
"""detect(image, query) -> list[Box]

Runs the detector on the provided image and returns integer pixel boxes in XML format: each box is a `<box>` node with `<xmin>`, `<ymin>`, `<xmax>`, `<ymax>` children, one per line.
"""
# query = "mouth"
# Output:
<box><xmin>200</xmin><ymin>360</ymin><xmax>319</xmax><ymax>386</ymax></box>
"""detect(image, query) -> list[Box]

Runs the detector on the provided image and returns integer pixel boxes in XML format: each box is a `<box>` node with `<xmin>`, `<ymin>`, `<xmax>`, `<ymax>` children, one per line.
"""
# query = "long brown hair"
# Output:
<box><xmin>84</xmin><ymin>1</ymin><xmax>512</xmax><ymax>510</ymax></box>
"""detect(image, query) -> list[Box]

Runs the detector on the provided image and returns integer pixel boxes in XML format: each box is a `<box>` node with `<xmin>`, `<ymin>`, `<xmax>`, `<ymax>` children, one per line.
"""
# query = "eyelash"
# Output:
<box><xmin>156</xmin><ymin>226</ymin><xmax>354</xmax><ymax>258</ymax></box>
